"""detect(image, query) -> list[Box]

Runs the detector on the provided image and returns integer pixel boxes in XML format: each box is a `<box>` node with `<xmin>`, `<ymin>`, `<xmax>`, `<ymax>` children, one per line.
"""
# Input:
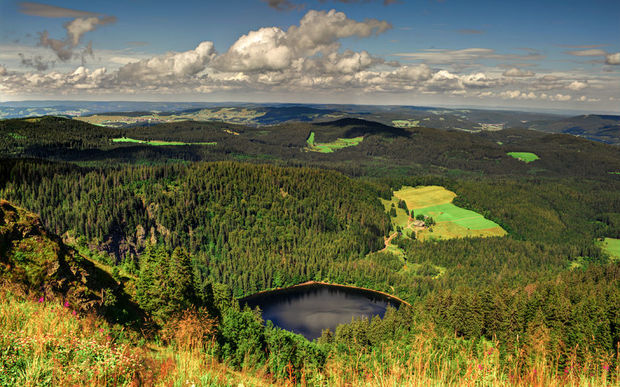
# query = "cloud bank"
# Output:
<box><xmin>2</xmin><ymin>9</ymin><xmax>618</xmax><ymax>109</ymax></box>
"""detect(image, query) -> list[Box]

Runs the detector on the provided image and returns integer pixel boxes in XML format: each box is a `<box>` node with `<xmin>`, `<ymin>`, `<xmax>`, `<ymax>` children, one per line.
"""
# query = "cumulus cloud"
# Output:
<box><xmin>214</xmin><ymin>9</ymin><xmax>390</xmax><ymax>72</ymax></box>
<box><xmin>500</xmin><ymin>90</ymin><xmax>537</xmax><ymax>100</ymax></box>
<box><xmin>567</xmin><ymin>80</ymin><xmax>587</xmax><ymax>91</ymax></box>
<box><xmin>65</xmin><ymin>16</ymin><xmax>116</xmax><ymax>46</ymax></box>
<box><xmin>3</xmin><ymin>8</ymin><xmax>612</xmax><ymax>106</ymax></box>
<box><xmin>116</xmin><ymin>42</ymin><xmax>216</xmax><ymax>85</ymax></box>
<box><xmin>502</xmin><ymin>67</ymin><xmax>534</xmax><ymax>77</ymax></box>
<box><xmin>606</xmin><ymin>52</ymin><xmax>620</xmax><ymax>65</ymax></box>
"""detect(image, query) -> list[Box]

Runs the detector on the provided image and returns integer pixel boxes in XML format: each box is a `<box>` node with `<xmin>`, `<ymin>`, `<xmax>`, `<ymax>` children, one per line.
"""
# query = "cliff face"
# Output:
<box><xmin>0</xmin><ymin>199</ymin><xmax>140</xmax><ymax>320</ymax></box>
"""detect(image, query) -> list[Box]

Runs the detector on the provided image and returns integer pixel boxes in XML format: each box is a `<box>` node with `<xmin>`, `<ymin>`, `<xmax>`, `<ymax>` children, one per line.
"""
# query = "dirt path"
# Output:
<box><xmin>380</xmin><ymin>231</ymin><xmax>399</xmax><ymax>252</ymax></box>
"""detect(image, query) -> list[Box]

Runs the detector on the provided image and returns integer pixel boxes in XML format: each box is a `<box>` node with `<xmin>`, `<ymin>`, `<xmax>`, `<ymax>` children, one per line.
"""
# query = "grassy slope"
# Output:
<box><xmin>600</xmin><ymin>237</ymin><xmax>620</xmax><ymax>261</ymax></box>
<box><xmin>306</xmin><ymin>131</ymin><xmax>364</xmax><ymax>153</ymax></box>
<box><xmin>507</xmin><ymin>152</ymin><xmax>540</xmax><ymax>163</ymax></box>
<box><xmin>389</xmin><ymin>186</ymin><xmax>506</xmax><ymax>240</ymax></box>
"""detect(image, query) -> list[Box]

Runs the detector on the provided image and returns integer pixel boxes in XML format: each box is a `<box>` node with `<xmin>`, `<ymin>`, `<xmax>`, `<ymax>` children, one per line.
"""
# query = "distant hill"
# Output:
<box><xmin>536</xmin><ymin>115</ymin><xmax>620</xmax><ymax>145</ymax></box>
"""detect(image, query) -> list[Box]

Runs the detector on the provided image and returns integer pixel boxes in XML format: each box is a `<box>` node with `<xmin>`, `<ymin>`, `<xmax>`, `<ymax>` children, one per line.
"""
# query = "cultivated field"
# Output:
<box><xmin>384</xmin><ymin>185</ymin><xmax>506</xmax><ymax>241</ymax></box>
<box><xmin>507</xmin><ymin>151</ymin><xmax>539</xmax><ymax>163</ymax></box>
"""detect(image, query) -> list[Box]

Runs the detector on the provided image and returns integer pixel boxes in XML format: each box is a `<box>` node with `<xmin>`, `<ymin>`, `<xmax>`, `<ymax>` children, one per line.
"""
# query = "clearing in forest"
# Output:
<box><xmin>382</xmin><ymin>185</ymin><xmax>506</xmax><ymax>241</ymax></box>
<box><xmin>306</xmin><ymin>131</ymin><xmax>364</xmax><ymax>153</ymax></box>
<box><xmin>112</xmin><ymin>137</ymin><xmax>216</xmax><ymax>146</ymax></box>
<box><xmin>507</xmin><ymin>152</ymin><xmax>539</xmax><ymax>163</ymax></box>
<box><xmin>599</xmin><ymin>237</ymin><xmax>620</xmax><ymax>261</ymax></box>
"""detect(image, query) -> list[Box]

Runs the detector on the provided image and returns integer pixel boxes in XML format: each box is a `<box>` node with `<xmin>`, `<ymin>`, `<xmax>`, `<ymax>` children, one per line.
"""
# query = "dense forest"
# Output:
<box><xmin>1</xmin><ymin>115</ymin><xmax>620</xmax><ymax>385</ymax></box>
<box><xmin>2</xmin><ymin>116</ymin><xmax>619</xmax><ymax>177</ymax></box>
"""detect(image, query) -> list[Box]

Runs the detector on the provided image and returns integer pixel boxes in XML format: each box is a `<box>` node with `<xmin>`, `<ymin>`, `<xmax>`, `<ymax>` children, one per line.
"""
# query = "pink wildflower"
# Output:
<box><xmin>64</xmin><ymin>301</ymin><xmax>69</xmax><ymax>308</ymax></box>
<box><xmin>38</xmin><ymin>297</ymin><xmax>44</xmax><ymax>303</ymax></box>
<box><xmin>603</xmin><ymin>364</ymin><xmax>610</xmax><ymax>371</ymax></box>
<box><xmin>72</xmin><ymin>310</ymin><xmax>77</xmax><ymax>316</ymax></box>
<box><xmin>99</xmin><ymin>328</ymin><xmax>104</xmax><ymax>333</ymax></box>
<box><xmin>478</xmin><ymin>364</ymin><xmax>483</xmax><ymax>371</ymax></box>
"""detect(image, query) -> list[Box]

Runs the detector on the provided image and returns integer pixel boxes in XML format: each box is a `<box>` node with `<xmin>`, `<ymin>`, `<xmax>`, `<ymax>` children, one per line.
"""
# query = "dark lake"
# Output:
<box><xmin>241</xmin><ymin>283</ymin><xmax>401</xmax><ymax>340</ymax></box>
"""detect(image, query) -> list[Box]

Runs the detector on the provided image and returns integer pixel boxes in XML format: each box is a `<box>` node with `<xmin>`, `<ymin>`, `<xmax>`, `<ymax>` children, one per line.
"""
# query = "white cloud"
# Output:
<box><xmin>567</xmin><ymin>80</ymin><xmax>587</xmax><ymax>91</ymax></box>
<box><xmin>214</xmin><ymin>9</ymin><xmax>391</xmax><ymax>72</ymax></box>
<box><xmin>500</xmin><ymin>90</ymin><xmax>537</xmax><ymax>100</ymax></box>
<box><xmin>502</xmin><ymin>67</ymin><xmax>535</xmax><ymax>77</ymax></box>
<box><xmin>606</xmin><ymin>52</ymin><xmax>620</xmax><ymax>65</ymax></box>
<box><xmin>116</xmin><ymin>42</ymin><xmax>216</xmax><ymax>84</ymax></box>
<box><xmin>2</xmin><ymin>9</ymin><xmax>616</xmax><ymax>110</ymax></box>
<box><xmin>65</xmin><ymin>16</ymin><xmax>116</xmax><ymax>46</ymax></box>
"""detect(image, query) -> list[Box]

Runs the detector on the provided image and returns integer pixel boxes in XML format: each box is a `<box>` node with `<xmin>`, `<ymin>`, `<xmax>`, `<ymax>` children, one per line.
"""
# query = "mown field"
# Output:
<box><xmin>600</xmin><ymin>237</ymin><xmax>620</xmax><ymax>260</ymax></box>
<box><xmin>384</xmin><ymin>185</ymin><xmax>506</xmax><ymax>241</ymax></box>
<box><xmin>507</xmin><ymin>151</ymin><xmax>539</xmax><ymax>163</ymax></box>
<box><xmin>306</xmin><ymin>131</ymin><xmax>364</xmax><ymax>153</ymax></box>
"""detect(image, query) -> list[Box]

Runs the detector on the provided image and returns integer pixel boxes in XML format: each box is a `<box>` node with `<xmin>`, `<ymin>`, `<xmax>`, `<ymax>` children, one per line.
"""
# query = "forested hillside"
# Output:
<box><xmin>2</xmin><ymin>117</ymin><xmax>619</xmax><ymax>178</ymax></box>
<box><xmin>1</xmin><ymin>115</ymin><xmax>620</xmax><ymax>385</ymax></box>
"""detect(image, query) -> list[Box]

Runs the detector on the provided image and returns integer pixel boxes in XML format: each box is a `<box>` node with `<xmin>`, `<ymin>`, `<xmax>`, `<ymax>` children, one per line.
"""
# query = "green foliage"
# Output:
<box><xmin>135</xmin><ymin>245</ymin><xmax>209</xmax><ymax>324</ymax></box>
<box><xmin>218</xmin><ymin>306</ymin><xmax>266</xmax><ymax>369</ymax></box>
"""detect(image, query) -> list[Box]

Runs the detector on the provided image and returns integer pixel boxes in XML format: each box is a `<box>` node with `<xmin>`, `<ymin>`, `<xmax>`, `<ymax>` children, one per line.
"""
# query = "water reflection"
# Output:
<box><xmin>242</xmin><ymin>284</ymin><xmax>400</xmax><ymax>340</ymax></box>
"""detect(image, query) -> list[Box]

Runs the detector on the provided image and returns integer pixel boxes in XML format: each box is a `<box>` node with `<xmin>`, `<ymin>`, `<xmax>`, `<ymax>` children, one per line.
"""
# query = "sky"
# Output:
<box><xmin>0</xmin><ymin>0</ymin><xmax>619</xmax><ymax>112</ymax></box>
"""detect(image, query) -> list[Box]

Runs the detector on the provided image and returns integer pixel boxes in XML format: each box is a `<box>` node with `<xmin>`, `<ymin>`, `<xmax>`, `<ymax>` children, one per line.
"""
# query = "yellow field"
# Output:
<box><xmin>383</xmin><ymin>185</ymin><xmax>506</xmax><ymax>241</ymax></box>
<box><xmin>393</xmin><ymin>185</ymin><xmax>456</xmax><ymax>208</ymax></box>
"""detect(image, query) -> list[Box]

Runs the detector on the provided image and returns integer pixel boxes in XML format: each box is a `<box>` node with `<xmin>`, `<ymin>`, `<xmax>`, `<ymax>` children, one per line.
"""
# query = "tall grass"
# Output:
<box><xmin>1</xmin><ymin>284</ymin><xmax>617</xmax><ymax>386</ymax></box>
<box><xmin>0</xmin><ymin>285</ymin><xmax>269</xmax><ymax>386</ymax></box>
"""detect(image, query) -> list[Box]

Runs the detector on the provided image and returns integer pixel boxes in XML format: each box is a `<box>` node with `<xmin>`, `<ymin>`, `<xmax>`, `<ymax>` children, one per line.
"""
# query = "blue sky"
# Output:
<box><xmin>0</xmin><ymin>0</ymin><xmax>619</xmax><ymax>112</ymax></box>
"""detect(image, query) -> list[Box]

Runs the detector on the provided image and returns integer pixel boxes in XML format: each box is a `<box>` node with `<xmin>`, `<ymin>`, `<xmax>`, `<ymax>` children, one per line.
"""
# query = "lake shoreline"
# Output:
<box><xmin>240</xmin><ymin>280</ymin><xmax>411</xmax><ymax>307</ymax></box>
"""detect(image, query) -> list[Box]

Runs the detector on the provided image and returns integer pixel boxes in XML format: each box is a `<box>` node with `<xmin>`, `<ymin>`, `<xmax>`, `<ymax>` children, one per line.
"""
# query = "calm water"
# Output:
<box><xmin>241</xmin><ymin>284</ymin><xmax>401</xmax><ymax>340</ymax></box>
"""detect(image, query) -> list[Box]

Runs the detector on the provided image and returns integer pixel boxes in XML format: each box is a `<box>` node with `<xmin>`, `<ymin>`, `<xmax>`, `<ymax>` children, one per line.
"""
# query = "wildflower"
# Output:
<box><xmin>478</xmin><ymin>364</ymin><xmax>483</xmax><ymax>371</ymax></box>
<box><xmin>99</xmin><ymin>328</ymin><xmax>104</xmax><ymax>333</ymax></box>
<box><xmin>38</xmin><ymin>297</ymin><xmax>44</xmax><ymax>303</ymax></box>
<box><xmin>603</xmin><ymin>364</ymin><xmax>610</xmax><ymax>371</ymax></box>
<box><xmin>72</xmin><ymin>310</ymin><xmax>77</xmax><ymax>316</ymax></box>
<box><xmin>64</xmin><ymin>301</ymin><xmax>70</xmax><ymax>308</ymax></box>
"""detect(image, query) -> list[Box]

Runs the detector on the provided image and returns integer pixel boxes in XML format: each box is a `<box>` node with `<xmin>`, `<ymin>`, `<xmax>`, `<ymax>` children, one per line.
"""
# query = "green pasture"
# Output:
<box><xmin>112</xmin><ymin>137</ymin><xmax>216</xmax><ymax>146</ymax></box>
<box><xmin>599</xmin><ymin>237</ymin><xmax>620</xmax><ymax>261</ymax></box>
<box><xmin>306</xmin><ymin>132</ymin><xmax>364</xmax><ymax>153</ymax></box>
<box><xmin>386</xmin><ymin>185</ymin><xmax>506</xmax><ymax>241</ymax></box>
<box><xmin>507</xmin><ymin>152</ymin><xmax>539</xmax><ymax>163</ymax></box>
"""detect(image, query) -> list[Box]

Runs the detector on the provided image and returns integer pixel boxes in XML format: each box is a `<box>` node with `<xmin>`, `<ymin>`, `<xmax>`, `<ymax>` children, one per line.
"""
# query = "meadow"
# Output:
<box><xmin>385</xmin><ymin>185</ymin><xmax>506</xmax><ymax>241</ymax></box>
<box><xmin>600</xmin><ymin>237</ymin><xmax>620</xmax><ymax>260</ymax></box>
<box><xmin>112</xmin><ymin>137</ymin><xmax>216</xmax><ymax>146</ymax></box>
<box><xmin>306</xmin><ymin>131</ymin><xmax>364</xmax><ymax>153</ymax></box>
<box><xmin>507</xmin><ymin>152</ymin><xmax>540</xmax><ymax>163</ymax></box>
